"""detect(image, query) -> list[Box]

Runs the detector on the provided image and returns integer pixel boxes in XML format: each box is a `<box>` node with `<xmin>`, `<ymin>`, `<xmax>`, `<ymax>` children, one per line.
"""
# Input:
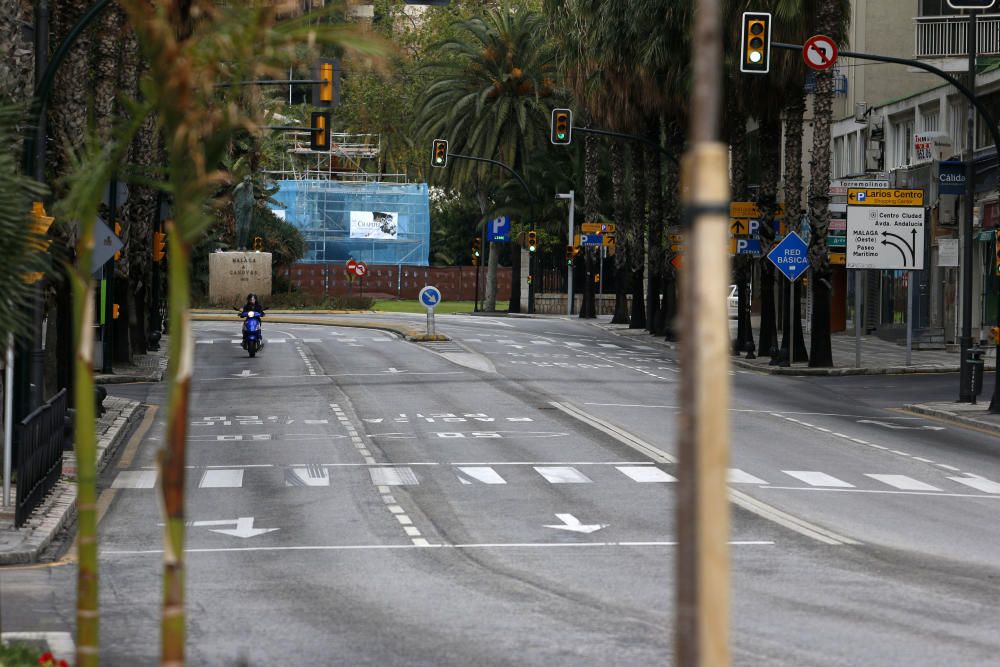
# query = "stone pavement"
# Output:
<box><xmin>903</xmin><ymin>400</ymin><xmax>1000</xmax><ymax>436</ymax></box>
<box><xmin>95</xmin><ymin>342</ymin><xmax>167</xmax><ymax>384</ymax></box>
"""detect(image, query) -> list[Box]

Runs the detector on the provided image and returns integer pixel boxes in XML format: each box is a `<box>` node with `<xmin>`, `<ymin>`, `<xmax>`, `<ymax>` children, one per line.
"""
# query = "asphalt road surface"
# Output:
<box><xmin>4</xmin><ymin>313</ymin><xmax>1000</xmax><ymax>665</ymax></box>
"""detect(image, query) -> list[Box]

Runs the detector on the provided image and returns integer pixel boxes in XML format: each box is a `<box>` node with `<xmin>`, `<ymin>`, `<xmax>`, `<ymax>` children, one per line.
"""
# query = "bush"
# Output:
<box><xmin>0</xmin><ymin>642</ymin><xmax>61</xmax><ymax>666</ymax></box>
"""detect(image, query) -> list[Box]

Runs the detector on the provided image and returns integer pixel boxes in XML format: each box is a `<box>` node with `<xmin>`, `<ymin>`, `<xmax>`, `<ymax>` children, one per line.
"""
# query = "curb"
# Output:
<box><xmin>95</xmin><ymin>357</ymin><xmax>166</xmax><ymax>385</ymax></box>
<box><xmin>0</xmin><ymin>400</ymin><xmax>144</xmax><ymax>565</ymax></box>
<box><xmin>191</xmin><ymin>313</ymin><xmax>451</xmax><ymax>342</ymax></box>
<box><xmin>901</xmin><ymin>403</ymin><xmax>1000</xmax><ymax>436</ymax></box>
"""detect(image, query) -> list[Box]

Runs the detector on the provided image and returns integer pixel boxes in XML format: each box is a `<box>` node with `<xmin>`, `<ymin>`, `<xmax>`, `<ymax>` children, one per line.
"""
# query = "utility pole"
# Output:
<box><xmin>557</xmin><ymin>191</ymin><xmax>575</xmax><ymax>315</ymax></box>
<box><xmin>676</xmin><ymin>0</ymin><xmax>731</xmax><ymax>665</ymax></box>
<box><xmin>959</xmin><ymin>10</ymin><xmax>979</xmax><ymax>402</ymax></box>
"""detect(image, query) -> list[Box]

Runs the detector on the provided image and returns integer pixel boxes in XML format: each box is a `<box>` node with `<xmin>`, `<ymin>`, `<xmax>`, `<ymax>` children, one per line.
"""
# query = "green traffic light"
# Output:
<box><xmin>557</xmin><ymin>132</ymin><xmax>565</xmax><ymax>139</ymax></box>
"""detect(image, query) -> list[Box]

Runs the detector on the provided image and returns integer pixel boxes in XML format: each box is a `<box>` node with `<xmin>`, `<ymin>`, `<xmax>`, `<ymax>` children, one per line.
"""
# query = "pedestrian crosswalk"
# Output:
<box><xmin>196</xmin><ymin>336</ymin><xmax>395</xmax><ymax>345</ymax></box>
<box><xmin>110</xmin><ymin>464</ymin><xmax>1000</xmax><ymax>497</ymax></box>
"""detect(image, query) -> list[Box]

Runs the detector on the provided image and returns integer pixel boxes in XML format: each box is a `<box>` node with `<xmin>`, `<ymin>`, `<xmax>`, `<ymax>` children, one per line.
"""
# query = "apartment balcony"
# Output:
<box><xmin>914</xmin><ymin>14</ymin><xmax>1000</xmax><ymax>71</ymax></box>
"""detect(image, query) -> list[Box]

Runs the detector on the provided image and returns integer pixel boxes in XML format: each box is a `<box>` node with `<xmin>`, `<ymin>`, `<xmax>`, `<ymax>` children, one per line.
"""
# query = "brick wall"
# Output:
<box><xmin>286</xmin><ymin>263</ymin><xmax>511</xmax><ymax>301</ymax></box>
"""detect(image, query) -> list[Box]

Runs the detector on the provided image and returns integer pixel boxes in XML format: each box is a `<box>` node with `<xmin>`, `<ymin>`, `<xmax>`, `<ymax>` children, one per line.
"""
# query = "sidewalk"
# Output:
<box><xmin>903</xmin><ymin>400</ymin><xmax>1000</xmax><ymax>435</ymax></box>
<box><xmin>1</xmin><ymin>342</ymin><xmax>166</xmax><ymax>564</ymax></box>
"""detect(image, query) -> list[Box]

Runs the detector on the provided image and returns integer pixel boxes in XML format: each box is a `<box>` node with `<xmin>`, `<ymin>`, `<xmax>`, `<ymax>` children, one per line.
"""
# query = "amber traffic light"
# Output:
<box><xmin>310</xmin><ymin>112</ymin><xmax>330</xmax><ymax>151</ymax></box>
<box><xmin>432</xmin><ymin>139</ymin><xmax>448</xmax><ymax>168</ymax></box>
<box><xmin>313</xmin><ymin>59</ymin><xmax>339</xmax><ymax>107</ymax></box>
<box><xmin>550</xmin><ymin>108</ymin><xmax>572</xmax><ymax>145</ymax></box>
<box><xmin>152</xmin><ymin>230</ymin><xmax>166</xmax><ymax>262</ymax></box>
<box><xmin>740</xmin><ymin>12</ymin><xmax>771</xmax><ymax>74</ymax></box>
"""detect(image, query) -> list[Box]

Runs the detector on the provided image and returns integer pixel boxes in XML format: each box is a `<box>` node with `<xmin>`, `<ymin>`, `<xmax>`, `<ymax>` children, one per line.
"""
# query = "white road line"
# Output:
<box><xmin>949</xmin><ymin>476</ymin><xmax>1000</xmax><ymax>494</ymax></box>
<box><xmin>937</xmin><ymin>464</ymin><xmax>962</xmax><ymax>471</ymax></box>
<box><xmin>404</xmin><ymin>526</ymin><xmax>421</xmax><ymax>536</ymax></box>
<box><xmin>782</xmin><ymin>471</ymin><xmax>854</xmax><ymax>488</ymax></box>
<box><xmin>105</xmin><ymin>541</ymin><xmax>777</xmax><ymax>555</ymax></box>
<box><xmin>598</xmin><ymin>343</ymin><xmax>620</xmax><ymax>348</ymax></box>
<box><xmin>530</xmin><ymin>340</ymin><xmax>552</xmax><ymax>345</ymax></box>
<box><xmin>534</xmin><ymin>466</ymin><xmax>592</xmax><ymax>484</ymax></box>
<box><xmin>285</xmin><ymin>466</ymin><xmax>330</xmax><ymax>487</ymax></box>
<box><xmin>616</xmin><ymin>466</ymin><xmax>676</xmax><ymax>483</ymax></box>
<box><xmin>302</xmin><ymin>338</ymin><xmax>322</xmax><ymax>343</ymax></box>
<box><xmin>196</xmin><ymin>340</ymin><xmax>213</xmax><ymax>344</ymax></box>
<box><xmin>762</xmin><ymin>486</ymin><xmax>1000</xmax><ymax>499</ymax></box>
<box><xmin>565</xmin><ymin>342</ymin><xmax>584</xmax><ymax>347</ymax></box>
<box><xmin>112</xmin><ymin>470</ymin><xmax>158</xmax><ymax>489</ymax></box>
<box><xmin>728</xmin><ymin>469</ymin><xmax>768</xmax><ymax>485</ymax></box>
<box><xmin>268</xmin><ymin>338</ymin><xmax>287</xmax><ymax>343</ymax></box>
<box><xmin>457</xmin><ymin>466</ymin><xmax>507</xmax><ymax>484</ymax></box>
<box><xmin>866</xmin><ymin>474</ymin><xmax>940</xmax><ymax>491</ymax></box>
<box><xmin>199</xmin><ymin>469</ymin><xmax>244</xmax><ymax>488</ymax></box>
<box><xmin>370</xmin><ymin>467</ymin><xmax>419</xmax><ymax>486</ymax></box>
<box><xmin>912</xmin><ymin>456</ymin><xmax>935</xmax><ymax>463</ymax></box>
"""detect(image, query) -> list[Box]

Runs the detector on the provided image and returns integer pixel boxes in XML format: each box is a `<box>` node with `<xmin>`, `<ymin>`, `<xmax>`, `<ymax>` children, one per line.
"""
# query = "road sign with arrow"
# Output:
<box><xmin>803</xmin><ymin>34</ymin><xmax>838</xmax><ymax>71</ymax></box>
<box><xmin>846</xmin><ymin>188</ymin><xmax>925</xmax><ymax>270</ymax></box>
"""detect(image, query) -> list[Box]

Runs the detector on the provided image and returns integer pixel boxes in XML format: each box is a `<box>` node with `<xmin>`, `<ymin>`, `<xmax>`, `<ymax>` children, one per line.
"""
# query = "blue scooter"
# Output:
<box><xmin>235</xmin><ymin>306</ymin><xmax>265</xmax><ymax>357</ymax></box>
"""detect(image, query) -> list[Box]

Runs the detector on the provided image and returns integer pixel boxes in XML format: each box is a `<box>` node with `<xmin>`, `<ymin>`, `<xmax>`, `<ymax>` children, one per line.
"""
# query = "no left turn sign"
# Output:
<box><xmin>803</xmin><ymin>34</ymin><xmax>838</xmax><ymax>71</ymax></box>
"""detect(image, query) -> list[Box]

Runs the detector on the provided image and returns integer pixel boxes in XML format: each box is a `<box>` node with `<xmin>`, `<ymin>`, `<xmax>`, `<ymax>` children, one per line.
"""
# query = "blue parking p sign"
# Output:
<box><xmin>766</xmin><ymin>232</ymin><xmax>810</xmax><ymax>282</ymax></box>
<box><xmin>490</xmin><ymin>215</ymin><xmax>511</xmax><ymax>242</ymax></box>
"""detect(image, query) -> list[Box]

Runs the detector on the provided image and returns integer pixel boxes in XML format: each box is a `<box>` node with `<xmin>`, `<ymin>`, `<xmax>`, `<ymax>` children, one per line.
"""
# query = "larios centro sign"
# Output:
<box><xmin>846</xmin><ymin>189</ymin><xmax>926</xmax><ymax>270</ymax></box>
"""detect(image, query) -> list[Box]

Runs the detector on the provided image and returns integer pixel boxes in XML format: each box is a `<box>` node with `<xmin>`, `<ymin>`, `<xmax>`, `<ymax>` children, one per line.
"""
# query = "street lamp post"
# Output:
<box><xmin>556</xmin><ymin>191</ymin><xmax>575</xmax><ymax>316</ymax></box>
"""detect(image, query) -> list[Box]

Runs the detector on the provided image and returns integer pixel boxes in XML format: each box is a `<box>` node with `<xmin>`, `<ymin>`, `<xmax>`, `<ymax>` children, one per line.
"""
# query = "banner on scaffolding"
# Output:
<box><xmin>350</xmin><ymin>211</ymin><xmax>398</xmax><ymax>239</ymax></box>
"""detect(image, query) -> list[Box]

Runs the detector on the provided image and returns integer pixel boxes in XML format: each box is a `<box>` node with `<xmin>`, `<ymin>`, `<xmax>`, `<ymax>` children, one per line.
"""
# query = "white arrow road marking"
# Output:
<box><xmin>857</xmin><ymin>419</ymin><xmax>945</xmax><ymax>431</ymax></box>
<box><xmin>233</xmin><ymin>370</ymin><xmax>258</xmax><ymax>378</ymax></box>
<box><xmin>544</xmin><ymin>513</ymin><xmax>606</xmax><ymax>534</ymax></box>
<box><xmin>385</xmin><ymin>368</ymin><xmax>405</xmax><ymax>374</ymax></box>
<box><xmin>192</xmin><ymin>517</ymin><xmax>279</xmax><ymax>539</ymax></box>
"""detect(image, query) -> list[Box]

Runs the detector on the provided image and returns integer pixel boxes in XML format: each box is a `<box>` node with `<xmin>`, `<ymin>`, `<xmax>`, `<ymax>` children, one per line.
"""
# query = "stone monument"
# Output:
<box><xmin>209</xmin><ymin>251</ymin><xmax>272</xmax><ymax>305</ymax></box>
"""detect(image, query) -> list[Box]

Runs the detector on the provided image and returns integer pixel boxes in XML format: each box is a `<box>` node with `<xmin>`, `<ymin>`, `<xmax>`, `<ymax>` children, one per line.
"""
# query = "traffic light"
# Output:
<box><xmin>992</xmin><ymin>327</ymin><xmax>1000</xmax><ymax>345</ymax></box>
<box><xmin>472</xmin><ymin>238</ymin><xmax>481</xmax><ymax>258</ymax></box>
<box><xmin>152</xmin><ymin>230</ymin><xmax>166</xmax><ymax>261</ymax></box>
<box><xmin>740</xmin><ymin>12</ymin><xmax>771</xmax><ymax>74</ymax></box>
<box><xmin>565</xmin><ymin>244</ymin><xmax>574</xmax><ymax>265</ymax></box>
<box><xmin>112</xmin><ymin>303</ymin><xmax>120</xmax><ymax>320</ymax></box>
<box><xmin>527</xmin><ymin>230</ymin><xmax>537</xmax><ymax>252</ymax></box>
<box><xmin>995</xmin><ymin>233</ymin><xmax>1000</xmax><ymax>275</ymax></box>
<box><xmin>312</xmin><ymin>58</ymin><xmax>340</xmax><ymax>107</ymax></box>
<box><xmin>28</xmin><ymin>201</ymin><xmax>54</xmax><ymax>252</ymax></box>
<box><xmin>310</xmin><ymin>111</ymin><xmax>330</xmax><ymax>151</ymax></box>
<box><xmin>550</xmin><ymin>108</ymin><xmax>572</xmax><ymax>145</ymax></box>
<box><xmin>114</xmin><ymin>222</ymin><xmax>123</xmax><ymax>261</ymax></box>
<box><xmin>432</xmin><ymin>139</ymin><xmax>448</xmax><ymax>168</ymax></box>
<box><xmin>253</xmin><ymin>236</ymin><xmax>264</xmax><ymax>252</ymax></box>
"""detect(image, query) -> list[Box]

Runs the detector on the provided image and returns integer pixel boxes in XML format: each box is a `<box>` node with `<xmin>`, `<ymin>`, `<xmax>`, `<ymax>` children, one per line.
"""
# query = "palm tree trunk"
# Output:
<box><xmin>610</xmin><ymin>147</ymin><xmax>629</xmax><ymax>324</ymax></box>
<box><xmin>160</xmin><ymin>221</ymin><xmax>192</xmax><ymax>666</ymax></box>
<box><xmin>807</xmin><ymin>4</ymin><xmax>840</xmax><ymax>367</ymax></box>
<box><xmin>629</xmin><ymin>144</ymin><xmax>646</xmax><ymax>329</ymax></box>
<box><xmin>579</xmin><ymin>133</ymin><xmax>600</xmax><ymax>318</ymax></box>
<box><xmin>72</xmin><ymin>220</ymin><xmax>100</xmax><ymax>667</ymax></box>
<box><xmin>756</xmin><ymin>115</ymin><xmax>782</xmax><ymax>357</ymax></box>
<box><xmin>645</xmin><ymin>128</ymin><xmax>663</xmax><ymax>333</ymax></box>
<box><xmin>729</xmin><ymin>95</ymin><xmax>754</xmax><ymax>354</ymax></box>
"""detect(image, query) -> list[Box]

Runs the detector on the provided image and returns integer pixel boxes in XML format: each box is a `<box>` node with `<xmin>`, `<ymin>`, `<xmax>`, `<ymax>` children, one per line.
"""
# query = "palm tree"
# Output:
<box><xmin>806</xmin><ymin>0</ymin><xmax>850</xmax><ymax>367</ymax></box>
<box><xmin>414</xmin><ymin>0</ymin><xmax>557</xmax><ymax>312</ymax></box>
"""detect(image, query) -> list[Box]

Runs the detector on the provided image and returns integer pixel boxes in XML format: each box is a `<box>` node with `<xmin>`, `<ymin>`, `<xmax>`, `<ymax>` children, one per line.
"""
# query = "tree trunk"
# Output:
<box><xmin>782</xmin><ymin>95</ymin><xmax>808</xmax><ymax>363</ymax></box>
<box><xmin>758</xmin><ymin>267</ymin><xmax>777</xmax><ymax>356</ymax></box>
<box><xmin>629</xmin><ymin>143</ymin><xmax>646</xmax><ymax>329</ymax></box>
<box><xmin>756</xmin><ymin>115</ymin><xmax>782</xmax><ymax>356</ymax></box>
<box><xmin>645</xmin><ymin>129</ymin><xmax>663</xmax><ymax>332</ymax></box>
<box><xmin>807</xmin><ymin>3</ymin><xmax>840</xmax><ymax>368</ymax></box>
<box><xmin>610</xmin><ymin>146</ymin><xmax>629</xmax><ymax>324</ymax></box>
<box><xmin>508</xmin><ymin>240</ymin><xmax>521</xmax><ymax>313</ymax></box>
<box><xmin>580</xmin><ymin>133</ymin><xmax>600</xmax><ymax>318</ymax></box>
<box><xmin>484</xmin><ymin>240</ymin><xmax>499</xmax><ymax>312</ymax></box>
<box><xmin>729</xmin><ymin>95</ymin><xmax>754</xmax><ymax>354</ymax></box>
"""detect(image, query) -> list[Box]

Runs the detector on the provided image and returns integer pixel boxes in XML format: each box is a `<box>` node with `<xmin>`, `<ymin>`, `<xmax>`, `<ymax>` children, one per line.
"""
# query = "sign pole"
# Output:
<box><xmin>782</xmin><ymin>277</ymin><xmax>793</xmax><ymax>367</ymax></box>
<box><xmin>959</xmin><ymin>9</ymin><xmax>979</xmax><ymax>401</ymax></box>
<box><xmin>906</xmin><ymin>270</ymin><xmax>914</xmax><ymax>366</ymax></box>
<box><xmin>855</xmin><ymin>271</ymin><xmax>862</xmax><ymax>368</ymax></box>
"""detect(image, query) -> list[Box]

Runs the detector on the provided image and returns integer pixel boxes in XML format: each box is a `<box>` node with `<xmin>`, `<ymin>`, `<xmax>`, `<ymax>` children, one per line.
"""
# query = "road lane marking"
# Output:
<box><xmin>285</xmin><ymin>466</ymin><xmax>330</xmax><ymax>487</ymax></box>
<box><xmin>457</xmin><ymin>467</ymin><xmax>507</xmax><ymax>484</ymax></box>
<box><xmin>369</xmin><ymin>467</ymin><xmax>419</xmax><ymax>486</ymax></box>
<box><xmin>728</xmin><ymin>469</ymin><xmax>768</xmax><ymax>485</ymax></box>
<box><xmin>534</xmin><ymin>466</ymin><xmax>592</xmax><ymax>484</ymax></box>
<box><xmin>111</xmin><ymin>470</ymin><xmax>158</xmax><ymax>489</ymax></box>
<box><xmin>103</xmin><ymin>540</ymin><xmax>777</xmax><ymax>555</ymax></box>
<box><xmin>199</xmin><ymin>469</ymin><xmax>244</xmax><ymax>488</ymax></box>
<box><xmin>948</xmin><ymin>476</ymin><xmax>1000</xmax><ymax>494</ymax></box>
<box><xmin>119</xmin><ymin>404</ymin><xmax>157</xmax><ymax>469</ymax></box>
<box><xmin>865</xmin><ymin>474</ymin><xmax>940</xmax><ymax>491</ymax></box>
<box><xmin>782</xmin><ymin>471</ymin><xmax>854</xmax><ymax>488</ymax></box>
<box><xmin>762</xmin><ymin>486</ymin><xmax>1000</xmax><ymax>499</ymax></box>
<box><xmin>616</xmin><ymin>466</ymin><xmax>676</xmax><ymax>483</ymax></box>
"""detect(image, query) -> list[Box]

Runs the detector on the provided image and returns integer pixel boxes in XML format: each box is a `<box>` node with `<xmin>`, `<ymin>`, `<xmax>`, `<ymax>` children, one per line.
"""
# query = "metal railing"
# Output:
<box><xmin>915</xmin><ymin>13</ymin><xmax>1000</xmax><ymax>58</ymax></box>
<box><xmin>15</xmin><ymin>389</ymin><xmax>68</xmax><ymax>528</ymax></box>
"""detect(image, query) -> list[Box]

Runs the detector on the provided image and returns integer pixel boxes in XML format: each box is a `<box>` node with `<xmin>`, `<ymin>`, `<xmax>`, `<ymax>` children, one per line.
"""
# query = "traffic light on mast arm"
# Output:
<box><xmin>740</xmin><ymin>12</ymin><xmax>771</xmax><ymax>74</ymax></box>
<box><xmin>312</xmin><ymin>58</ymin><xmax>340</xmax><ymax>107</ymax></box>
<box><xmin>28</xmin><ymin>201</ymin><xmax>54</xmax><ymax>252</ymax></box>
<box><xmin>995</xmin><ymin>233</ymin><xmax>1000</xmax><ymax>275</ymax></box>
<box><xmin>550</xmin><ymin>108</ymin><xmax>572</xmax><ymax>145</ymax></box>
<box><xmin>152</xmin><ymin>230</ymin><xmax>167</xmax><ymax>262</ymax></box>
<box><xmin>527</xmin><ymin>230</ymin><xmax>537</xmax><ymax>252</ymax></box>
<box><xmin>310</xmin><ymin>112</ymin><xmax>330</xmax><ymax>151</ymax></box>
<box><xmin>432</xmin><ymin>139</ymin><xmax>448</xmax><ymax>168</ymax></box>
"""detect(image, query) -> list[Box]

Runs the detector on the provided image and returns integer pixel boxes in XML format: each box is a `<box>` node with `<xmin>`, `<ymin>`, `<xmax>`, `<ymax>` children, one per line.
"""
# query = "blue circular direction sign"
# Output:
<box><xmin>418</xmin><ymin>285</ymin><xmax>442</xmax><ymax>310</ymax></box>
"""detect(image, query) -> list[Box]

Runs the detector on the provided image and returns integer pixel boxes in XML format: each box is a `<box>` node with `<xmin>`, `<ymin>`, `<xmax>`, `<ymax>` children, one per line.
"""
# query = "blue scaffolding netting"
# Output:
<box><xmin>271</xmin><ymin>180</ymin><xmax>430</xmax><ymax>266</ymax></box>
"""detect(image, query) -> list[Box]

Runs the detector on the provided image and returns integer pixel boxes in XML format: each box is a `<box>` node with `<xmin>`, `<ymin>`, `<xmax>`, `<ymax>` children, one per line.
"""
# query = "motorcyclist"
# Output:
<box><xmin>238</xmin><ymin>293</ymin><xmax>264</xmax><ymax>349</ymax></box>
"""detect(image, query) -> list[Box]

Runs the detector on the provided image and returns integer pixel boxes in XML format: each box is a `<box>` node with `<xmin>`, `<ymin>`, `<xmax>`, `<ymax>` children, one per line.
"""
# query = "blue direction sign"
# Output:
<box><xmin>767</xmin><ymin>231</ymin><xmax>810</xmax><ymax>282</ymax></box>
<box><xmin>579</xmin><ymin>233</ymin><xmax>603</xmax><ymax>246</ymax></box>
<box><xmin>418</xmin><ymin>285</ymin><xmax>442</xmax><ymax>310</ymax></box>
<box><xmin>735</xmin><ymin>238</ymin><xmax>762</xmax><ymax>255</ymax></box>
<box><xmin>489</xmin><ymin>215</ymin><xmax>511</xmax><ymax>242</ymax></box>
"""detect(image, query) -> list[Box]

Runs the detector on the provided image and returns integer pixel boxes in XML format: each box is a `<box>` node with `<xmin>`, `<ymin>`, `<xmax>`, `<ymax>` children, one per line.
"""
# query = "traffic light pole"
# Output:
<box><xmin>772</xmin><ymin>38</ymin><xmax>1000</xmax><ymax>406</ymax></box>
<box><xmin>571</xmin><ymin>126</ymin><xmax>680</xmax><ymax>165</ymax></box>
<box><xmin>448</xmin><ymin>153</ymin><xmax>536</xmax><ymax>312</ymax></box>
